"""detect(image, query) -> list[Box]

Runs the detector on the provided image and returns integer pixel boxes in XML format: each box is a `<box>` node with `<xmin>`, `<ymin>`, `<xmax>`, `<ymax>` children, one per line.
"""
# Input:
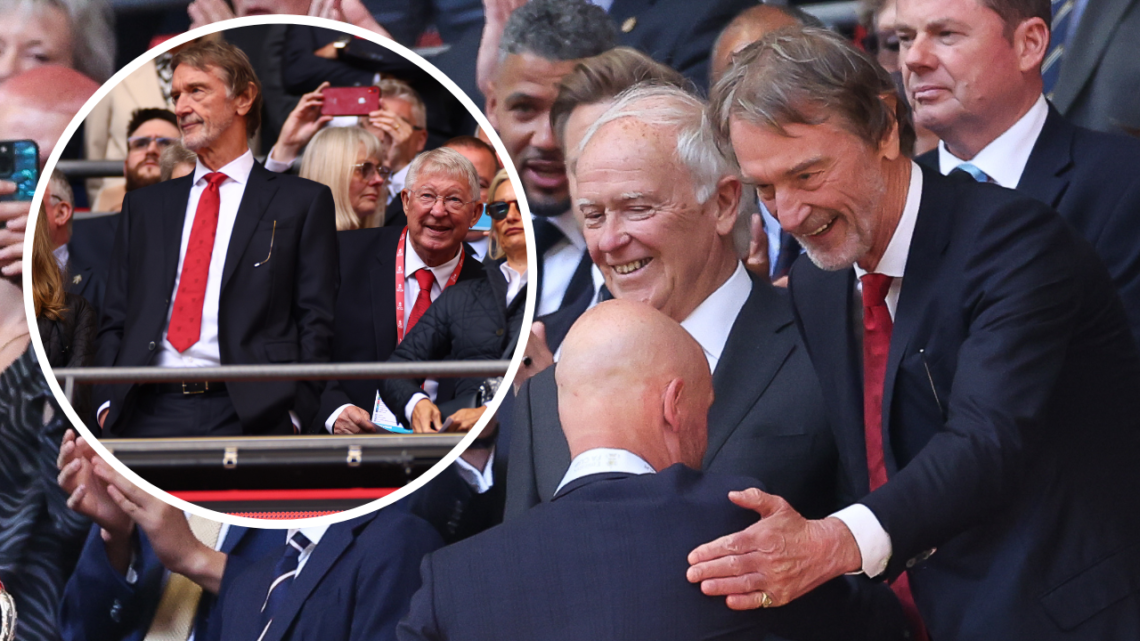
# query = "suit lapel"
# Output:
<box><xmin>1016</xmin><ymin>107</ymin><xmax>1074</xmax><ymax>209</ymax></box>
<box><xmin>221</xmin><ymin>162</ymin><xmax>278</xmax><ymax>293</ymax></box>
<box><xmin>704</xmin><ymin>276</ymin><xmax>795</xmax><ymax>465</ymax></box>
<box><xmin>881</xmin><ymin>166</ymin><xmax>954</xmax><ymax>475</ymax></box>
<box><xmin>1052</xmin><ymin>0</ymin><xmax>1137</xmax><ymax>112</ymax></box>
<box><xmin>219</xmin><ymin>526</ymin><xmax>247</xmax><ymax>554</ymax></box>
<box><xmin>161</xmin><ymin>175</ymin><xmax>195</xmax><ymax>293</ymax></box>
<box><xmin>261</xmin><ymin>517</ymin><xmax>370</xmax><ymax>641</ymax></box>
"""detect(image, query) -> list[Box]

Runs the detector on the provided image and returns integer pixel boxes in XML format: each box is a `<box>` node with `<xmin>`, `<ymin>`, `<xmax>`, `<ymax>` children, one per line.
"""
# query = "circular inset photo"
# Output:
<box><xmin>24</xmin><ymin>15</ymin><xmax>533</xmax><ymax>526</ymax></box>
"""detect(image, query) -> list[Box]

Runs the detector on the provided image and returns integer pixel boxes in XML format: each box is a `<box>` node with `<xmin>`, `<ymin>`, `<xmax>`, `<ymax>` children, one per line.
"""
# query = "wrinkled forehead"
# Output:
<box><xmin>172</xmin><ymin>63</ymin><xmax>229</xmax><ymax>90</ymax></box>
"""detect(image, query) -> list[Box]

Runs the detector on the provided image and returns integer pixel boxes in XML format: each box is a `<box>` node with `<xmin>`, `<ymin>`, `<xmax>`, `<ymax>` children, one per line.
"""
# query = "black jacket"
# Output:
<box><xmin>380</xmin><ymin>258</ymin><xmax>525</xmax><ymax>428</ymax></box>
<box><xmin>38</xmin><ymin>292</ymin><xmax>97</xmax><ymax>423</ymax></box>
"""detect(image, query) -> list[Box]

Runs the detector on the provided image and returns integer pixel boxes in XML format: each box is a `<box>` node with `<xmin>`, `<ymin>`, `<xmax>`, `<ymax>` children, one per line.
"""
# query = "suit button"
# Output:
<box><xmin>110</xmin><ymin>600</ymin><xmax>122</xmax><ymax>622</ymax></box>
<box><xmin>148</xmin><ymin>341</ymin><xmax>156</xmax><ymax>351</ymax></box>
<box><xmin>495</xmin><ymin>328</ymin><xmax>504</xmax><ymax>336</ymax></box>
<box><xmin>906</xmin><ymin>558</ymin><xmax>916</xmax><ymax>569</ymax></box>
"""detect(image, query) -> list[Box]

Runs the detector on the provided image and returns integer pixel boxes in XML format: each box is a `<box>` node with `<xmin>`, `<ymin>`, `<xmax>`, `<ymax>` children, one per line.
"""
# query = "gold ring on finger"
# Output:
<box><xmin>759</xmin><ymin>591</ymin><xmax>773</xmax><ymax>608</ymax></box>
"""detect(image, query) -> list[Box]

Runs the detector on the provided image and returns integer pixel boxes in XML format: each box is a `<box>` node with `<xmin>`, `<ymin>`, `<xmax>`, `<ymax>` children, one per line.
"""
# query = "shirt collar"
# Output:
<box><xmin>937</xmin><ymin>94</ymin><xmax>1048</xmax><ymax>188</ymax></box>
<box><xmin>547</xmin><ymin>209</ymin><xmax>586</xmax><ymax>251</ymax></box>
<box><xmin>855</xmin><ymin>161</ymin><xmax>923</xmax><ymax>280</ymax></box>
<box><xmin>193</xmin><ymin>148</ymin><xmax>255</xmax><ymax>186</ymax></box>
<box><xmin>289</xmin><ymin>525</ymin><xmax>328</xmax><ymax>547</ymax></box>
<box><xmin>680</xmin><ymin>261</ymin><xmax>752</xmax><ymax>371</ymax></box>
<box><xmin>404</xmin><ymin>233</ymin><xmax>463</xmax><ymax>285</ymax></box>
<box><xmin>555</xmin><ymin>447</ymin><xmax>656</xmax><ymax>494</ymax></box>
<box><xmin>53</xmin><ymin>243</ymin><xmax>69</xmax><ymax>270</ymax></box>
<box><xmin>499</xmin><ymin>260</ymin><xmax>527</xmax><ymax>286</ymax></box>
<box><xmin>389</xmin><ymin>164</ymin><xmax>411</xmax><ymax>200</ymax></box>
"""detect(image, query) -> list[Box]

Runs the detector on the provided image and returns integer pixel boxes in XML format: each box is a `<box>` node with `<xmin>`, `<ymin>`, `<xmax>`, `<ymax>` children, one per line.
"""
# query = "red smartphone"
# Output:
<box><xmin>321</xmin><ymin>86</ymin><xmax>380</xmax><ymax>116</ymax></box>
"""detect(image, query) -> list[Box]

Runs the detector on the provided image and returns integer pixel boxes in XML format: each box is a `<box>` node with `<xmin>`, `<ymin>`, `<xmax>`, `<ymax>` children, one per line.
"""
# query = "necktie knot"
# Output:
<box><xmin>861</xmin><ymin>273</ymin><xmax>893</xmax><ymax>309</ymax></box>
<box><xmin>203</xmin><ymin>172</ymin><xmax>228</xmax><ymax>188</ymax></box>
<box><xmin>286</xmin><ymin>531</ymin><xmax>312</xmax><ymax>557</ymax></box>
<box><xmin>954</xmin><ymin>162</ymin><xmax>992</xmax><ymax>184</ymax></box>
<box><xmin>414</xmin><ymin>268</ymin><xmax>436</xmax><ymax>293</ymax></box>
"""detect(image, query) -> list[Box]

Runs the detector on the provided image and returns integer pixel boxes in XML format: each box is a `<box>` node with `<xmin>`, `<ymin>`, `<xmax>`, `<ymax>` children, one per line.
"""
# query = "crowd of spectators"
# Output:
<box><xmin>1</xmin><ymin>0</ymin><xmax>1140</xmax><ymax>640</ymax></box>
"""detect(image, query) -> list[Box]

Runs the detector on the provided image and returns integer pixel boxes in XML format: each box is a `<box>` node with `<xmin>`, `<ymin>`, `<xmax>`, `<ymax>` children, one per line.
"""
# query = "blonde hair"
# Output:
<box><xmin>487</xmin><ymin>168</ymin><xmax>513</xmax><ymax>261</ymax></box>
<box><xmin>32</xmin><ymin>200</ymin><xmax>66</xmax><ymax>321</ymax></box>
<box><xmin>300</xmin><ymin>127</ymin><xmax>388</xmax><ymax>231</ymax></box>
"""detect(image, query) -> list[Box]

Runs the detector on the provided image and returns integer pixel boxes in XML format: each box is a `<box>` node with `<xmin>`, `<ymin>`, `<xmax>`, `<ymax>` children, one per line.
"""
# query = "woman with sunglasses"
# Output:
<box><xmin>380</xmin><ymin>168</ymin><xmax>528</xmax><ymax>436</ymax></box>
<box><xmin>299</xmin><ymin>126</ymin><xmax>393</xmax><ymax>231</ymax></box>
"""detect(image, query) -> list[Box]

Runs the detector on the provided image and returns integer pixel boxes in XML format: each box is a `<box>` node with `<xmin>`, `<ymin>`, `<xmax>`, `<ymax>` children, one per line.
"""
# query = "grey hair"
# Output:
<box><xmin>499</xmin><ymin>0</ymin><xmax>617</xmax><ymax>63</ymax></box>
<box><xmin>1</xmin><ymin>0</ymin><xmax>116</xmax><ymax>83</ymax></box>
<box><xmin>405</xmin><ymin>147</ymin><xmax>481</xmax><ymax>202</ymax></box>
<box><xmin>48</xmin><ymin>168</ymin><xmax>73</xmax><ymax>205</ymax></box>
<box><xmin>377</xmin><ymin>78</ymin><xmax>426</xmax><ymax>128</ymax></box>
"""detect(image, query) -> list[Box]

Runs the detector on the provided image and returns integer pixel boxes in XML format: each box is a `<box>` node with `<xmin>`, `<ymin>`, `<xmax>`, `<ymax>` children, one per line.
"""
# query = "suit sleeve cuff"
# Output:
<box><xmin>325</xmin><ymin>404</ymin><xmax>353</xmax><ymax>433</ymax></box>
<box><xmin>405</xmin><ymin>393</ymin><xmax>429</xmax><ymax>424</ymax></box>
<box><xmin>453</xmin><ymin>448</ymin><xmax>495</xmax><ymax>494</ymax></box>
<box><xmin>98</xmin><ymin>400</ymin><xmax>110</xmax><ymax>418</ymax></box>
<box><xmin>831</xmin><ymin>503</ymin><xmax>892</xmax><ymax>578</ymax></box>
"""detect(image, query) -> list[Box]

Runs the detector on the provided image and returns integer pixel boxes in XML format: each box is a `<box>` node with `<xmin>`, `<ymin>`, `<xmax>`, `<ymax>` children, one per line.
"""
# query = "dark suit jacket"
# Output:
<box><xmin>217</xmin><ymin>510</ymin><xmax>442</xmax><ymax>641</ymax></box>
<box><xmin>507</xmin><ymin>272</ymin><xmax>840</xmax><ymax>521</ymax></box>
<box><xmin>316</xmin><ymin>227</ymin><xmax>484</xmax><ymax>431</ymax></box>
<box><xmin>919</xmin><ymin>105</ymin><xmax>1140</xmax><ymax>343</ymax></box>
<box><xmin>59</xmin><ymin>524</ymin><xmax>283</xmax><ymax>641</ymax></box>
<box><xmin>399</xmin><ymin>465</ymin><xmax>905</xmax><ymax>641</ymax></box>
<box><xmin>1051</xmin><ymin>0</ymin><xmax>1140</xmax><ymax>135</ymax></box>
<box><xmin>67</xmin><ymin>215</ymin><xmax>119</xmax><ymax>318</ymax></box>
<box><xmin>94</xmin><ymin>162</ymin><xmax>339</xmax><ymax>435</ymax></box>
<box><xmin>788</xmin><ymin>165</ymin><xmax>1140</xmax><ymax>640</ymax></box>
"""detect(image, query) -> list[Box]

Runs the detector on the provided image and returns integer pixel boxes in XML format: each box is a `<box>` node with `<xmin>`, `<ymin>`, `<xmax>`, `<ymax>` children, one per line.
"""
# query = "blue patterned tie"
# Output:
<box><xmin>1042</xmin><ymin>0</ymin><xmax>1074</xmax><ymax>98</ymax></box>
<box><xmin>954</xmin><ymin>162</ymin><xmax>994</xmax><ymax>184</ymax></box>
<box><xmin>259</xmin><ymin>532</ymin><xmax>312</xmax><ymax>638</ymax></box>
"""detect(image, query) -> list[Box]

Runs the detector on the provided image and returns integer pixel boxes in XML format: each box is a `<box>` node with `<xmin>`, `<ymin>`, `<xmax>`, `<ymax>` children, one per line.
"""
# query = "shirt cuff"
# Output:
<box><xmin>289</xmin><ymin>410</ymin><xmax>301</xmax><ymax>434</ymax></box>
<box><xmin>453</xmin><ymin>448</ymin><xmax>495</xmax><ymax>494</ymax></box>
<box><xmin>98</xmin><ymin>400</ymin><xmax>110</xmax><ymax>419</ymax></box>
<box><xmin>264</xmin><ymin>147</ymin><xmax>295</xmax><ymax>173</ymax></box>
<box><xmin>325</xmin><ymin>404</ymin><xmax>353</xmax><ymax>433</ymax></box>
<box><xmin>831</xmin><ymin>503</ymin><xmax>892</xmax><ymax>578</ymax></box>
<box><xmin>405</xmin><ymin>393</ymin><xmax>429</xmax><ymax>424</ymax></box>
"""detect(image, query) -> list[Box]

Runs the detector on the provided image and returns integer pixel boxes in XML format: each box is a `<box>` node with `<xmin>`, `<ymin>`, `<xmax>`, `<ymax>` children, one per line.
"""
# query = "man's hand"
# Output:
<box><xmin>271</xmin><ymin>82</ymin><xmax>333</xmax><ymax>165</ymax></box>
<box><xmin>187</xmin><ymin>0</ymin><xmax>236</xmax><ymax>29</ymax></box>
<box><xmin>333</xmin><ymin>404</ymin><xmax>378</xmax><ymax>434</ymax></box>
<box><xmin>743</xmin><ymin>213</ymin><xmax>771</xmax><ymax>283</ymax></box>
<box><xmin>0</xmin><ymin>182</ymin><xmax>29</xmax><ymax>278</ymax></box>
<box><xmin>513</xmin><ymin>321</ymin><xmax>554</xmax><ymax>391</ymax></box>
<box><xmin>411</xmin><ymin>398</ymin><xmax>443</xmax><ymax>433</ymax></box>
<box><xmin>686</xmin><ymin>489</ymin><xmax>862</xmax><ymax>610</ymax></box>
<box><xmin>476</xmin><ymin>0</ymin><xmax>528</xmax><ymax>96</ymax></box>
<box><xmin>98</xmin><ymin>408</ymin><xmax>108</xmax><ymax>429</ymax></box>
<box><xmin>444</xmin><ymin>406</ymin><xmax>487</xmax><ymax>433</ymax></box>
<box><xmin>57</xmin><ymin>430</ymin><xmax>133</xmax><ymax>537</ymax></box>
<box><xmin>309</xmin><ymin>0</ymin><xmax>394</xmax><ymax>39</ymax></box>
<box><xmin>363</xmin><ymin>109</ymin><xmax>414</xmax><ymax>164</ymax></box>
<box><xmin>93</xmin><ymin>459</ymin><xmax>228</xmax><ymax>594</ymax></box>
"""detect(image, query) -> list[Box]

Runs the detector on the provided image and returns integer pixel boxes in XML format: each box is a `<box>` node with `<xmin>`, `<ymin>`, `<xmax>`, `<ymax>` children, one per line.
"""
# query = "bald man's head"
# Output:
<box><xmin>0</xmin><ymin>66</ymin><xmax>98</xmax><ymax>166</ymax></box>
<box><xmin>557</xmin><ymin>300</ymin><xmax>713</xmax><ymax>470</ymax></box>
<box><xmin>710</xmin><ymin>5</ymin><xmax>821</xmax><ymax>83</ymax></box>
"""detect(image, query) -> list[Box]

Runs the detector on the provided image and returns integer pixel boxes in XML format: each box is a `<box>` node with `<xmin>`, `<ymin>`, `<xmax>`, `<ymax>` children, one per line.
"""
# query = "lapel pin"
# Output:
<box><xmin>72</xmin><ymin>275</ymin><xmax>82</xmax><ymax>285</ymax></box>
<box><xmin>621</xmin><ymin>17</ymin><xmax>637</xmax><ymax>33</ymax></box>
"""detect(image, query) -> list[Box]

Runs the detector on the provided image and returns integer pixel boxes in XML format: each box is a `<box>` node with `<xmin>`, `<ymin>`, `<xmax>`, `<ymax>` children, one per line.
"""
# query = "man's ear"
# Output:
<box><xmin>877</xmin><ymin>92</ymin><xmax>902</xmax><ymax>161</ymax></box>
<box><xmin>485</xmin><ymin>82</ymin><xmax>499</xmax><ymax>129</ymax></box>
<box><xmin>234</xmin><ymin>82</ymin><xmax>256</xmax><ymax>117</ymax></box>
<box><xmin>712</xmin><ymin>175</ymin><xmax>741</xmax><ymax>237</ymax></box>
<box><xmin>54</xmin><ymin>200</ymin><xmax>74</xmax><ymax>227</ymax></box>
<box><xmin>1014</xmin><ymin>17</ymin><xmax>1049</xmax><ymax>73</ymax></box>
<box><xmin>661</xmin><ymin>377</ymin><xmax>685</xmax><ymax>435</ymax></box>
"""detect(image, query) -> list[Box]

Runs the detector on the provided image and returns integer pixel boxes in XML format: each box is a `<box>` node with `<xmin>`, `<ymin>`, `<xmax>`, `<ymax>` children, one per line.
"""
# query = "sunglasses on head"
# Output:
<box><xmin>485</xmin><ymin>200</ymin><xmax>518</xmax><ymax>220</ymax></box>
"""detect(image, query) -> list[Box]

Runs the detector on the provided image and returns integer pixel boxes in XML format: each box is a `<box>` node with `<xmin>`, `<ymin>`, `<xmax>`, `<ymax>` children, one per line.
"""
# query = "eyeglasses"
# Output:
<box><xmin>127</xmin><ymin>136</ymin><xmax>178</xmax><ymax>152</ymax></box>
<box><xmin>485</xmin><ymin>200</ymin><xmax>518</xmax><ymax>221</ymax></box>
<box><xmin>412</xmin><ymin>189</ymin><xmax>474</xmax><ymax>213</ymax></box>
<box><xmin>353</xmin><ymin>161</ymin><xmax>392</xmax><ymax>181</ymax></box>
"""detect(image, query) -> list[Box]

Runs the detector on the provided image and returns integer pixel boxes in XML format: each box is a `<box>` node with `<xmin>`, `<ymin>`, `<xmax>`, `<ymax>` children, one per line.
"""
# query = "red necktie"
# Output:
<box><xmin>406</xmin><ymin>268</ymin><xmax>436</xmax><ymax>335</ymax></box>
<box><xmin>860</xmin><ymin>273</ymin><xmax>929</xmax><ymax>641</ymax></box>
<box><xmin>167</xmin><ymin>172</ymin><xmax>228</xmax><ymax>353</ymax></box>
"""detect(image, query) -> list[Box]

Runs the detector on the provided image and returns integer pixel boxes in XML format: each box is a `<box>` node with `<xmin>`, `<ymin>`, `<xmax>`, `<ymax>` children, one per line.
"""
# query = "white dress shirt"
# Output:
<box><xmin>536</xmin><ymin>210</ymin><xmax>589</xmax><ymax>316</ymax></box>
<box><xmin>500</xmin><ymin>261</ymin><xmax>528</xmax><ymax>307</ymax></box>
<box><xmin>835</xmin><ymin>161</ymin><xmax>923</xmax><ymax>578</ymax></box>
<box><xmin>387</xmin><ymin>164</ymin><xmax>411</xmax><ymax>204</ymax></box>
<box><xmin>937</xmin><ymin>94</ymin><xmax>1049</xmax><ymax>188</ymax></box>
<box><xmin>555</xmin><ymin>447</ymin><xmax>656</xmax><ymax>494</ymax></box>
<box><xmin>323</xmin><ymin>235</ymin><xmax>463</xmax><ymax>431</ymax></box>
<box><xmin>289</xmin><ymin>524</ymin><xmax>328</xmax><ymax>576</ymax></box>
<box><xmin>53</xmin><ymin>243</ymin><xmax>69</xmax><ymax>271</ymax></box>
<box><xmin>98</xmin><ymin>151</ymin><xmax>257</xmax><ymax>420</ymax></box>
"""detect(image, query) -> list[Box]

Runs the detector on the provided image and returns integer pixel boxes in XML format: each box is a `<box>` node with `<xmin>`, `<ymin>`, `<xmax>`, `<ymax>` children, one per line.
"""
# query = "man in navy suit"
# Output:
<box><xmin>399</xmin><ymin>300</ymin><xmax>904</xmax><ymax>641</ymax></box>
<box><xmin>689</xmin><ymin>27</ymin><xmax>1140</xmax><ymax>640</ymax></box>
<box><xmin>899</xmin><ymin>0</ymin><xmax>1140</xmax><ymax>343</ymax></box>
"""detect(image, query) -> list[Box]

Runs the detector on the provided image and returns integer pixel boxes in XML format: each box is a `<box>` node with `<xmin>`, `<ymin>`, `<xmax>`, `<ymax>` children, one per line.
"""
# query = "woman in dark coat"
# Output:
<box><xmin>380</xmin><ymin>169</ymin><xmax>527</xmax><ymax>433</ymax></box>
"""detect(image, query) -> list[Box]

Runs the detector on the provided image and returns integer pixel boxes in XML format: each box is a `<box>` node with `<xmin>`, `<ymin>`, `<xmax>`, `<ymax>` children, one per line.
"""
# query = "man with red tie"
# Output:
<box><xmin>94</xmin><ymin>40</ymin><xmax>339</xmax><ymax>437</ymax></box>
<box><xmin>318</xmin><ymin>147</ymin><xmax>485</xmax><ymax>435</ymax></box>
<box><xmin>686</xmin><ymin>27</ymin><xmax>1140</xmax><ymax>640</ymax></box>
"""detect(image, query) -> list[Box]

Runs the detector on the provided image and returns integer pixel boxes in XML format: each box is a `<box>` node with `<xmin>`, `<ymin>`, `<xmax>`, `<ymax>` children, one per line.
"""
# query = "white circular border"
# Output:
<box><xmin>23</xmin><ymin>14</ymin><xmax>537</xmax><ymax>530</ymax></box>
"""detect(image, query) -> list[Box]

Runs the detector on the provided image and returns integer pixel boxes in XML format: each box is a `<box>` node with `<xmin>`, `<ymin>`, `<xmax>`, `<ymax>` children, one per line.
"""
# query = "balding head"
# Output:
<box><xmin>557</xmin><ymin>300</ymin><xmax>713</xmax><ymax>470</ymax></box>
<box><xmin>0</xmin><ymin>66</ymin><xmax>98</xmax><ymax>166</ymax></box>
<box><xmin>710</xmin><ymin>5</ymin><xmax>822</xmax><ymax>83</ymax></box>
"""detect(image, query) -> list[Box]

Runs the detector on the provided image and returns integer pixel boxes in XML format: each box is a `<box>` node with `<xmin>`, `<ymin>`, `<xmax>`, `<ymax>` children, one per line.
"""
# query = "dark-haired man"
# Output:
<box><xmin>95</xmin><ymin>40</ymin><xmax>338</xmax><ymax>437</ymax></box>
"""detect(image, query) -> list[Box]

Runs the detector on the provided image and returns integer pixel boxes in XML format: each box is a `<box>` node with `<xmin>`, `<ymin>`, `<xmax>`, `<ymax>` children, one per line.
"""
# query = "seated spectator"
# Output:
<box><xmin>159</xmin><ymin>142</ymin><xmax>198</xmax><ymax>181</ymax></box>
<box><xmin>398</xmin><ymin>300</ymin><xmax>905</xmax><ymax>641</ymax></box>
<box><xmin>91</xmin><ymin>108</ymin><xmax>181</xmax><ymax>214</ymax></box>
<box><xmin>299</xmin><ymin>126</ymin><xmax>392</xmax><ymax>230</ymax></box>
<box><xmin>380</xmin><ymin>168</ymin><xmax>527</xmax><ymax>433</ymax></box>
<box><xmin>0</xmin><ymin>0</ymin><xmax>115</xmax><ymax>84</ymax></box>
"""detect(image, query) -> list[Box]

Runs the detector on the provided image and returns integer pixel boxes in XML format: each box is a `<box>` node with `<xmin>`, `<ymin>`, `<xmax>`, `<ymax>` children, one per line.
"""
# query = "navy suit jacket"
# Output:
<box><xmin>315</xmin><ymin>227</ymin><xmax>485</xmax><ymax>431</ymax></box>
<box><xmin>788</xmin><ymin>165</ymin><xmax>1140</xmax><ymax>639</ymax></box>
<box><xmin>217</xmin><ymin>509</ymin><xmax>442</xmax><ymax>641</ymax></box>
<box><xmin>93</xmin><ymin>162</ymin><xmax>339</xmax><ymax>435</ymax></box>
<box><xmin>399</xmin><ymin>466</ymin><xmax>905</xmax><ymax>641</ymax></box>
<box><xmin>918</xmin><ymin>105</ymin><xmax>1140</xmax><ymax>344</ymax></box>
<box><xmin>507</xmin><ymin>272</ymin><xmax>841</xmax><ymax>521</ymax></box>
<box><xmin>59</xmin><ymin>524</ymin><xmax>283</xmax><ymax>641</ymax></box>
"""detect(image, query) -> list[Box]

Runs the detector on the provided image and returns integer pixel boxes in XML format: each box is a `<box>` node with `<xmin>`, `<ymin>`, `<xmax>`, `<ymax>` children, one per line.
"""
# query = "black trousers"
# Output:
<box><xmin>118</xmin><ymin>387</ymin><xmax>244</xmax><ymax>438</ymax></box>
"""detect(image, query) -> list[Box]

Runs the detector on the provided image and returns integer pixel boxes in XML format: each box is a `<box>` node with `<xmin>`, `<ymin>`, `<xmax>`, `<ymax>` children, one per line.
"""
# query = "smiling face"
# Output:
<box><xmin>490</xmin><ymin>180</ymin><xmax>526</xmax><ymax>261</ymax></box>
<box><xmin>0</xmin><ymin>3</ymin><xmax>74</xmax><ymax>84</ymax></box>
<box><xmin>487</xmin><ymin>52</ymin><xmax>578</xmax><ymax>216</ymax></box>
<box><xmin>402</xmin><ymin>170</ymin><xmax>478</xmax><ymax>266</ymax></box>
<box><xmin>575</xmin><ymin>119</ymin><xmax>735</xmax><ymax>322</ymax></box>
<box><xmin>348</xmin><ymin>144</ymin><xmax>386</xmax><ymax>220</ymax></box>
<box><xmin>729</xmin><ymin>116</ymin><xmax>899</xmax><ymax>272</ymax></box>
<box><xmin>171</xmin><ymin>64</ymin><xmax>243</xmax><ymax>153</ymax></box>
<box><xmin>125</xmin><ymin>118</ymin><xmax>181</xmax><ymax>191</ymax></box>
